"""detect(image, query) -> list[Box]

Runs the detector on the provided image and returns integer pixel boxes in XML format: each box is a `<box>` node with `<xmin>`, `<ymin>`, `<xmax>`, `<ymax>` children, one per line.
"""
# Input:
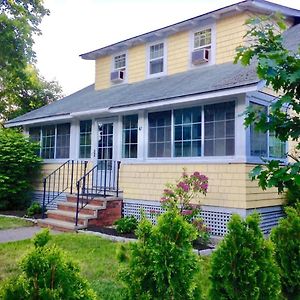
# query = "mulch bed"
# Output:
<box><xmin>87</xmin><ymin>226</ymin><xmax>213</xmax><ymax>251</ymax></box>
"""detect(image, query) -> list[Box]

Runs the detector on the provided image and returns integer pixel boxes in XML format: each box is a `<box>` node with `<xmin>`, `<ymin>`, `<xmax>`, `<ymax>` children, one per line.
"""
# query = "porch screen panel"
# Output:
<box><xmin>174</xmin><ymin>107</ymin><xmax>201</xmax><ymax>157</ymax></box>
<box><xmin>79</xmin><ymin>120</ymin><xmax>92</xmax><ymax>158</ymax></box>
<box><xmin>122</xmin><ymin>115</ymin><xmax>138</xmax><ymax>158</ymax></box>
<box><xmin>250</xmin><ymin>103</ymin><xmax>267</xmax><ymax>157</ymax></box>
<box><xmin>56</xmin><ymin>123</ymin><xmax>70</xmax><ymax>159</ymax></box>
<box><xmin>204</xmin><ymin>101</ymin><xmax>235</xmax><ymax>156</ymax></box>
<box><xmin>148</xmin><ymin>111</ymin><xmax>171</xmax><ymax>157</ymax></box>
<box><xmin>41</xmin><ymin>125</ymin><xmax>55</xmax><ymax>159</ymax></box>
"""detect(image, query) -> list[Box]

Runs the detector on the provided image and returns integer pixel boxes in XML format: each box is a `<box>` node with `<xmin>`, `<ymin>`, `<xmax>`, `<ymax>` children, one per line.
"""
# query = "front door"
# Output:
<box><xmin>95</xmin><ymin>121</ymin><xmax>115</xmax><ymax>192</ymax></box>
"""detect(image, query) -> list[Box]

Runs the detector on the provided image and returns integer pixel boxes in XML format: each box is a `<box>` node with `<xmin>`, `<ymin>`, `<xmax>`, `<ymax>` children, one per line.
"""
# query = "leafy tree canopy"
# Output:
<box><xmin>0</xmin><ymin>1</ymin><xmax>63</xmax><ymax>121</ymax></box>
<box><xmin>235</xmin><ymin>15</ymin><xmax>300</xmax><ymax>193</ymax></box>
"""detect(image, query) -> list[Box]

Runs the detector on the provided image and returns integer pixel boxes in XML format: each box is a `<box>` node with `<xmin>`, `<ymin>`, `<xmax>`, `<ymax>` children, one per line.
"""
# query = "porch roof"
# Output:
<box><xmin>6</xmin><ymin>61</ymin><xmax>260</xmax><ymax>127</ymax></box>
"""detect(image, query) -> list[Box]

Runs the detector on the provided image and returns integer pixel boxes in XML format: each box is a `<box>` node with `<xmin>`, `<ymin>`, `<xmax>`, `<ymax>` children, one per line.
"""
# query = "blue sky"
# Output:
<box><xmin>33</xmin><ymin>0</ymin><xmax>300</xmax><ymax>96</ymax></box>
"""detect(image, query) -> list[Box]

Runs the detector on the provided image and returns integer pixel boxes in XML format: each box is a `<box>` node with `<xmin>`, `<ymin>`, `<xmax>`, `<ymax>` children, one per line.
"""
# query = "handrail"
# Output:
<box><xmin>42</xmin><ymin>160</ymin><xmax>88</xmax><ymax>218</ymax></box>
<box><xmin>75</xmin><ymin>160</ymin><xmax>121</xmax><ymax>227</ymax></box>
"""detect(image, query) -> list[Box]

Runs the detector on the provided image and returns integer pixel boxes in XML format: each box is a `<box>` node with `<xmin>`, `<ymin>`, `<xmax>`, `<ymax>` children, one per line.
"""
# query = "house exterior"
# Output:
<box><xmin>6</xmin><ymin>0</ymin><xmax>300</xmax><ymax>235</ymax></box>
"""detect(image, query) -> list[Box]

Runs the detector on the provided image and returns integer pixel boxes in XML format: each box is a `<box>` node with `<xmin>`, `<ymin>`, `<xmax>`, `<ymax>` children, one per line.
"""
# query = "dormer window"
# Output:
<box><xmin>111</xmin><ymin>53</ymin><xmax>126</xmax><ymax>83</ymax></box>
<box><xmin>194</xmin><ymin>28</ymin><xmax>211</xmax><ymax>50</ymax></box>
<box><xmin>114</xmin><ymin>53</ymin><xmax>126</xmax><ymax>70</ymax></box>
<box><xmin>149</xmin><ymin>42</ymin><xmax>165</xmax><ymax>76</ymax></box>
<box><xmin>192</xmin><ymin>28</ymin><xmax>212</xmax><ymax>66</ymax></box>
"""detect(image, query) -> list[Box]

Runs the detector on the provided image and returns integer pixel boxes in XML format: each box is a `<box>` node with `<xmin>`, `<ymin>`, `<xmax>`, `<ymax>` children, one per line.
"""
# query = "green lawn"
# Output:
<box><xmin>0</xmin><ymin>233</ymin><xmax>211</xmax><ymax>299</ymax></box>
<box><xmin>0</xmin><ymin>216</ymin><xmax>33</xmax><ymax>230</ymax></box>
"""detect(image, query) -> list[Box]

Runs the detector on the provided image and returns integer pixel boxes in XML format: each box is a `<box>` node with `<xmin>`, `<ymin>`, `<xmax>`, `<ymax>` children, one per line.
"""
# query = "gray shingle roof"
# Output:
<box><xmin>6</xmin><ymin>22</ymin><xmax>300</xmax><ymax>126</ymax></box>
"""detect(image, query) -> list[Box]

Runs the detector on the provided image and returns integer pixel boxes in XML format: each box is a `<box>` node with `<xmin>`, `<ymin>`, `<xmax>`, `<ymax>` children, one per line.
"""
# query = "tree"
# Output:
<box><xmin>0</xmin><ymin>1</ymin><xmax>63</xmax><ymax>121</ymax></box>
<box><xmin>234</xmin><ymin>15</ymin><xmax>300</xmax><ymax>193</ymax></box>
<box><xmin>0</xmin><ymin>128</ymin><xmax>42</xmax><ymax>210</ymax></box>
<box><xmin>271</xmin><ymin>205</ymin><xmax>300</xmax><ymax>299</ymax></box>
<box><xmin>209</xmin><ymin>213</ymin><xmax>281</xmax><ymax>300</ymax></box>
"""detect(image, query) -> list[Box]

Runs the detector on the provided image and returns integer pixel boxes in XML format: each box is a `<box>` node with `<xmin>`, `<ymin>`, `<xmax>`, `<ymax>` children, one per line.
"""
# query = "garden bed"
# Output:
<box><xmin>87</xmin><ymin>226</ymin><xmax>213</xmax><ymax>251</ymax></box>
<box><xmin>0</xmin><ymin>210</ymin><xmax>42</xmax><ymax>219</ymax></box>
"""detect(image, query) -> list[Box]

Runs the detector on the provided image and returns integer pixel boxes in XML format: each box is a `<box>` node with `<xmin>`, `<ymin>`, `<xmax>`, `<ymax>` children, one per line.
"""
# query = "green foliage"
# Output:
<box><xmin>119</xmin><ymin>208</ymin><xmax>202</xmax><ymax>299</ymax></box>
<box><xmin>114</xmin><ymin>216</ymin><xmax>138</xmax><ymax>234</ymax></box>
<box><xmin>0</xmin><ymin>230</ymin><xmax>96</xmax><ymax>300</ymax></box>
<box><xmin>0</xmin><ymin>1</ymin><xmax>63</xmax><ymax>121</ymax></box>
<box><xmin>284</xmin><ymin>186</ymin><xmax>300</xmax><ymax>208</ymax></box>
<box><xmin>235</xmin><ymin>14</ymin><xmax>300</xmax><ymax>193</ymax></box>
<box><xmin>0</xmin><ymin>128</ymin><xmax>42</xmax><ymax>210</ymax></box>
<box><xmin>33</xmin><ymin>228</ymin><xmax>51</xmax><ymax>248</ymax></box>
<box><xmin>210</xmin><ymin>213</ymin><xmax>281</xmax><ymax>300</ymax></box>
<box><xmin>271</xmin><ymin>205</ymin><xmax>300</xmax><ymax>299</ymax></box>
<box><xmin>26</xmin><ymin>202</ymin><xmax>42</xmax><ymax>217</ymax></box>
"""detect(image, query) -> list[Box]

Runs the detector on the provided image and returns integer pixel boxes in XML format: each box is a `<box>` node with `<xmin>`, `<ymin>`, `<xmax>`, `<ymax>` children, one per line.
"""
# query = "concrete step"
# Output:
<box><xmin>38</xmin><ymin>218</ymin><xmax>86</xmax><ymax>232</ymax></box>
<box><xmin>57</xmin><ymin>201</ymin><xmax>106</xmax><ymax>215</ymax></box>
<box><xmin>46</xmin><ymin>209</ymin><xmax>96</xmax><ymax>226</ymax></box>
<box><xmin>66</xmin><ymin>195</ymin><xmax>106</xmax><ymax>206</ymax></box>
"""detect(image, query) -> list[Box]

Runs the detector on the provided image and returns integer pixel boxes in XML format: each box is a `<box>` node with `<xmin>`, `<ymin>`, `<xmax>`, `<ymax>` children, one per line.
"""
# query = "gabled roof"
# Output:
<box><xmin>6</xmin><ymin>61</ymin><xmax>259</xmax><ymax>126</ymax></box>
<box><xmin>80</xmin><ymin>0</ymin><xmax>300</xmax><ymax>60</ymax></box>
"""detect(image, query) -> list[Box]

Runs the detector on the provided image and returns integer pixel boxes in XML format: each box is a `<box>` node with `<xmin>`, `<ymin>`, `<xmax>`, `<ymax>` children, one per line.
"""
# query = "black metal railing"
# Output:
<box><xmin>75</xmin><ymin>160</ymin><xmax>121</xmax><ymax>227</ymax></box>
<box><xmin>42</xmin><ymin>160</ymin><xmax>88</xmax><ymax>218</ymax></box>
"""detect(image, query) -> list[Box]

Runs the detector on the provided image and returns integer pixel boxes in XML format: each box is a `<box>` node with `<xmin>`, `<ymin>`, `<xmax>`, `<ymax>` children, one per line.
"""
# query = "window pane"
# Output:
<box><xmin>150</xmin><ymin>58</ymin><xmax>163</xmax><ymax>74</ymax></box>
<box><xmin>122</xmin><ymin>115</ymin><xmax>138</xmax><ymax>158</ymax></box>
<box><xmin>194</xmin><ymin>29</ymin><xmax>211</xmax><ymax>49</ymax></box>
<box><xmin>204</xmin><ymin>101</ymin><xmax>235</xmax><ymax>156</ymax></box>
<box><xmin>41</xmin><ymin>125</ymin><xmax>55</xmax><ymax>159</ymax></box>
<box><xmin>173</xmin><ymin>107</ymin><xmax>201</xmax><ymax>157</ymax></box>
<box><xmin>114</xmin><ymin>54</ymin><xmax>126</xmax><ymax>69</ymax></box>
<box><xmin>56</xmin><ymin>123</ymin><xmax>70</xmax><ymax>159</ymax></box>
<box><xmin>148</xmin><ymin>111</ymin><xmax>171</xmax><ymax>157</ymax></box>
<box><xmin>250</xmin><ymin>103</ymin><xmax>267</xmax><ymax>157</ymax></box>
<box><xmin>269</xmin><ymin>132</ymin><xmax>286</xmax><ymax>158</ymax></box>
<box><xmin>149</xmin><ymin>43</ymin><xmax>164</xmax><ymax>75</ymax></box>
<box><xmin>79</xmin><ymin>120</ymin><xmax>92</xmax><ymax>159</ymax></box>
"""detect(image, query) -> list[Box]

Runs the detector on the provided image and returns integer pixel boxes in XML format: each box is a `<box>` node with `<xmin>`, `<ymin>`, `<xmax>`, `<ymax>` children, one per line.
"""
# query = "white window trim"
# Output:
<box><xmin>189</xmin><ymin>21</ymin><xmax>216</xmax><ymax>69</ymax></box>
<box><xmin>110</xmin><ymin>50</ymin><xmax>128</xmax><ymax>84</ymax></box>
<box><xmin>146</xmin><ymin>39</ymin><xmax>167</xmax><ymax>79</ymax></box>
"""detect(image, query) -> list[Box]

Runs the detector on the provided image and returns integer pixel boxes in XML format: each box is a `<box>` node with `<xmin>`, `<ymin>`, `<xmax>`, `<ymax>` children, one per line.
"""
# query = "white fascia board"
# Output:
<box><xmin>70</xmin><ymin>108</ymin><xmax>109</xmax><ymax>118</ymax></box>
<box><xmin>109</xmin><ymin>83</ymin><xmax>260</xmax><ymax>113</ymax></box>
<box><xmin>5</xmin><ymin>114</ymin><xmax>72</xmax><ymax>128</ymax></box>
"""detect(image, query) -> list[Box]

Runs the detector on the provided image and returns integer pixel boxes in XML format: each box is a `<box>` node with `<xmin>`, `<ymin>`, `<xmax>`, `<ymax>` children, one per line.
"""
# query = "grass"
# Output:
<box><xmin>0</xmin><ymin>232</ymin><xmax>211</xmax><ymax>299</ymax></box>
<box><xmin>0</xmin><ymin>216</ymin><xmax>33</xmax><ymax>230</ymax></box>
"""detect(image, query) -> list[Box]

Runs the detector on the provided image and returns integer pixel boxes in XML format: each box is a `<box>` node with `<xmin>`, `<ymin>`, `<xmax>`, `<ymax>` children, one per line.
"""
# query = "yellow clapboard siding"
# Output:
<box><xmin>95</xmin><ymin>55</ymin><xmax>111</xmax><ymax>90</ymax></box>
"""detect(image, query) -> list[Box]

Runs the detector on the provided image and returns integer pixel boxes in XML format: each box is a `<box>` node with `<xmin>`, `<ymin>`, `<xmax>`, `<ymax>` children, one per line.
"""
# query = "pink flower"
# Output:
<box><xmin>199</xmin><ymin>174</ymin><xmax>208</xmax><ymax>181</ymax></box>
<box><xmin>163</xmin><ymin>189</ymin><xmax>173</xmax><ymax>195</ymax></box>
<box><xmin>181</xmin><ymin>209</ymin><xmax>193</xmax><ymax>215</ymax></box>
<box><xmin>177</xmin><ymin>181</ymin><xmax>190</xmax><ymax>192</ymax></box>
<box><xmin>160</xmin><ymin>197</ymin><xmax>168</xmax><ymax>203</ymax></box>
<box><xmin>200</xmin><ymin>183</ymin><xmax>208</xmax><ymax>191</ymax></box>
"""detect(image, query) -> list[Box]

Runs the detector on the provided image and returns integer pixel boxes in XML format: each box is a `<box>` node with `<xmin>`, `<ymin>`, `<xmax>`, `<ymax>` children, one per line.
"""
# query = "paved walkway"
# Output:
<box><xmin>0</xmin><ymin>226</ymin><xmax>60</xmax><ymax>243</ymax></box>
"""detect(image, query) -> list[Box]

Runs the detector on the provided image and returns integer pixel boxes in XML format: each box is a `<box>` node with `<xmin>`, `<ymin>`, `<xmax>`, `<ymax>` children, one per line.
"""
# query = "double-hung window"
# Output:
<box><xmin>29</xmin><ymin>123</ymin><xmax>70</xmax><ymax>159</ymax></box>
<box><xmin>122</xmin><ymin>115</ymin><xmax>138</xmax><ymax>158</ymax></box>
<box><xmin>204</xmin><ymin>102</ymin><xmax>235</xmax><ymax>156</ymax></box>
<box><xmin>250</xmin><ymin>102</ymin><xmax>286</xmax><ymax>158</ymax></box>
<box><xmin>114</xmin><ymin>53</ymin><xmax>126</xmax><ymax>71</ymax></box>
<box><xmin>148</xmin><ymin>111</ymin><xmax>171</xmax><ymax>157</ymax></box>
<box><xmin>174</xmin><ymin>107</ymin><xmax>202</xmax><ymax>157</ymax></box>
<box><xmin>79</xmin><ymin>120</ymin><xmax>92</xmax><ymax>159</ymax></box>
<box><xmin>149</xmin><ymin>42</ymin><xmax>164</xmax><ymax>75</ymax></box>
<box><xmin>194</xmin><ymin>28</ymin><xmax>211</xmax><ymax>50</ymax></box>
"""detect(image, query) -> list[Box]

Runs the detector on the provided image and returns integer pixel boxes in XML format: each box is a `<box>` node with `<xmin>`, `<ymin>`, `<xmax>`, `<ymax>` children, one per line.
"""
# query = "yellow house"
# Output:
<box><xmin>6</xmin><ymin>0</ymin><xmax>300</xmax><ymax>234</ymax></box>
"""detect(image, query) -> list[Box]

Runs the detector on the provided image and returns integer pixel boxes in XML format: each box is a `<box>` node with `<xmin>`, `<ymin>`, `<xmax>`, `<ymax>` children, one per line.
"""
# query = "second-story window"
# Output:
<box><xmin>114</xmin><ymin>53</ymin><xmax>126</xmax><ymax>70</ymax></box>
<box><xmin>149</xmin><ymin>42</ymin><xmax>164</xmax><ymax>75</ymax></box>
<box><xmin>194</xmin><ymin>28</ymin><xmax>211</xmax><ymax>50</ymax></box>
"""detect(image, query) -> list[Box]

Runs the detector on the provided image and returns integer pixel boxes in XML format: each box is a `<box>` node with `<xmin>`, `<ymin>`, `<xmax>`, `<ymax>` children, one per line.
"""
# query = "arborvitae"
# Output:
<box><xmin>209</xmin><ymin>213</ymin><xmax>281</xmax><ymax>300</ymax></box>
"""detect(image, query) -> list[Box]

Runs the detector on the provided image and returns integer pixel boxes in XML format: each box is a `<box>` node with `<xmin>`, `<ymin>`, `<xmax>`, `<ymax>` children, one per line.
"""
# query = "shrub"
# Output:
<box><xmin>0</xmin><ymin>128</ymin><xmax>42</xmax><ymax>210</ymax></box>
<box><xmin>114</xmin><ymin>216</ymin><xmax>138</xmax><ymax>234</ymax></box>
<box><xmin>284</xmin><ymin>186</ymin><xmax>300</xmax><ymax>208</ymax></box>
<box><xmin>271</xmin><ymin>205</ymin><xmax>300</xmax><ymax>299</ymax></box>
<box><xmin>118</xmin><ymin>208</ymin><xmax>202</xmax><ymax>299</ymax></box>
<box><xmin>0</xmin><ymin>229</ymin><xmax>96</xmax><ymax>300</ymax></box>
<box><xmin>161</xmin><ymin>170</ymin><xmax>211</xmax><ymax>246</ymax></box>
<box><xmin>209</xmin><ymin>213</ymin><xmax>281</xmax><ymax>300</ymax></box>
<box><xmin>26</xmin><ymin>202</ymin><xmax>42</xmax><ymax>217</ymax></box>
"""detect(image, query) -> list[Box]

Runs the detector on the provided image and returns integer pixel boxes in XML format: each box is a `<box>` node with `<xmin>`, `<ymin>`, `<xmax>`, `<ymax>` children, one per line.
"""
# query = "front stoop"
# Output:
<box><xmin>38</xmin><ymin>195</ymin><xmax>123</xmax><ymax>232</ymax></box>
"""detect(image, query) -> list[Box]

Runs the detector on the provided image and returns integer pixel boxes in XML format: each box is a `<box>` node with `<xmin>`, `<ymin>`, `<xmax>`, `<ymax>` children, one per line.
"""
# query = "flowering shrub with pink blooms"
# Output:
<box><xmin>161</xmin><ymin>170</ymin><xmax>210</xmax><ymax>245</ymax></box>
